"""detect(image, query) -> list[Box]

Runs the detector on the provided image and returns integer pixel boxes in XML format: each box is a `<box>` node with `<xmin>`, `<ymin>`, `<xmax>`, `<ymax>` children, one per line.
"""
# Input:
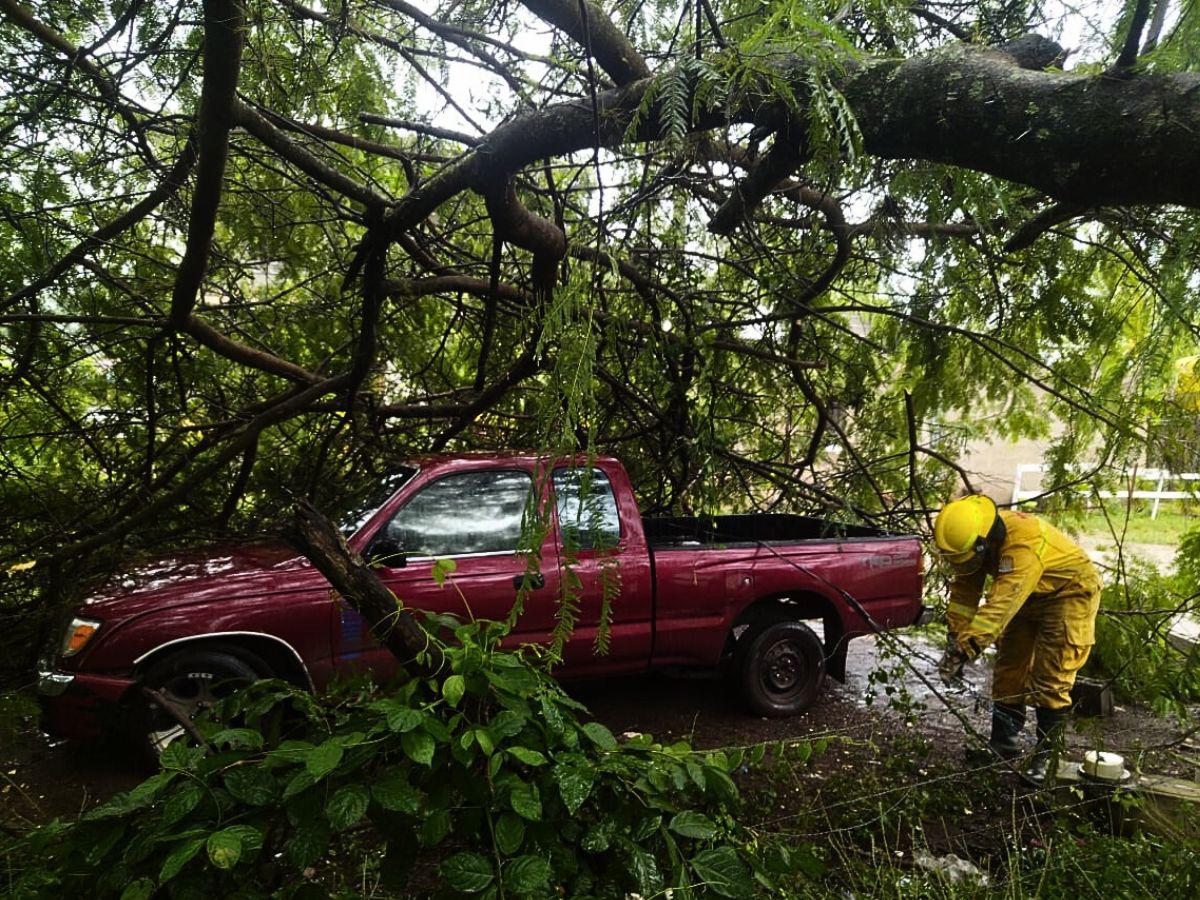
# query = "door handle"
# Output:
<box><xmin>513</xmin><ymin>573</ymin><xmax>546</xmax><ymax>591</ymax></box>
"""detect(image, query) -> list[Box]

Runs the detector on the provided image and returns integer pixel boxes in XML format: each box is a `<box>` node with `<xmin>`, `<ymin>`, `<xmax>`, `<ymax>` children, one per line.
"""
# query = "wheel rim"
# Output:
<box><xmin>146</xmin><ymin>670</ymin><xmax>244</xmax><ymax>754</ymax></box>
<box><xmin>760</xmin><ymin>639</ymin><xmax>809</xmax><ymax>701</ymax></box>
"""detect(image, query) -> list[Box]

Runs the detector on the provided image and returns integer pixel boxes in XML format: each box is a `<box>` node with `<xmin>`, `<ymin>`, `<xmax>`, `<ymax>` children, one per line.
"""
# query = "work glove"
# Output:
<box><xmin>937</xmin><ymin>634</ymin><xmax>970</xmax><ymax>686</ymax></box>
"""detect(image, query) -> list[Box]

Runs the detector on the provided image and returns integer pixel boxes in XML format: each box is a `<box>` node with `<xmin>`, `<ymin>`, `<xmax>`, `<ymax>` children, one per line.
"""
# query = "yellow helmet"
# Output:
<box><xmin>933</xmin><ymin>495</ymin><xmax>999</xmax><ymax>574</ymax></box>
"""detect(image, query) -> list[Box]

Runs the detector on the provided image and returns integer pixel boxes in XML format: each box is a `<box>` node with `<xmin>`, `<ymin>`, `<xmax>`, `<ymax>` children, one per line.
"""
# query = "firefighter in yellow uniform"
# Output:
<box><xmin>932</xmin><ymin>495</ymin><xmax>1102</xmax><ymax>777</ymax></box>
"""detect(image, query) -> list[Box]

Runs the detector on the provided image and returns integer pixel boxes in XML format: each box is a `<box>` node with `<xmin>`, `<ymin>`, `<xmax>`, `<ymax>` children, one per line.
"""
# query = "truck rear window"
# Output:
<box><xmin>552</xmin><ymin>467</ymin><xmax>621</xmax><ymax>551</ymax></box>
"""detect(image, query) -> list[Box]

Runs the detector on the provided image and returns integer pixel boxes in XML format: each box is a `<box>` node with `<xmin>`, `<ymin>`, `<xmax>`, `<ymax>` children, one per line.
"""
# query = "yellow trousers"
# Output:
<box><xmin>991</xmin><ymin>572</ymin><xmax>1102</xmax><ymax>709</ymax></box>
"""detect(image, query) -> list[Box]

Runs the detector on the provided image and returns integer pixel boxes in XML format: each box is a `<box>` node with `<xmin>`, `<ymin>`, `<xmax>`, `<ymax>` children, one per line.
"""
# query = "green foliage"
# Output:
<box><xmin>1174</xmin><ymin>525</ymin><xmax>1200</xmax><ymax>593</ymax></box>
<box><xmin>1088</xmin><ymin>558</ymin><xmax>1200</xmax><ymax>715</ymax></box>
<box><xmin>2</xmin><ymin>615</ymin><xmax>786</xmax><ymax>898</ymax></box>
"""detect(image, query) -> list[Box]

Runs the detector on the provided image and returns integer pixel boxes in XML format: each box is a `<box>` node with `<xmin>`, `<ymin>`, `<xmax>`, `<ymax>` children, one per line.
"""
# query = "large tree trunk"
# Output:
<box><xmin>382</xmin><ymin>36</ymin><xmax>1200</xmax><ymax>244</ymax></box>
<box><xmin>288</xmin><ymin>500</ymin><xmax>444</xmax><ymax>677</ymax></box>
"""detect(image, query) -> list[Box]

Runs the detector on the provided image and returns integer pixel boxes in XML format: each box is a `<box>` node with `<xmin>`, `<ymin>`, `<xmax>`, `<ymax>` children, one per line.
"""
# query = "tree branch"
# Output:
<box><xmin>1110</xmin><ymin>0</ymin><xmax>1154</xmax><ymax>73</ymax></box>
<box><xmin>359</xmin><ymin>113</ymin><xmax>479</xmax><ymax>146</ymax></box>
<box><xmin>708</xmin><ymin>130</ymin><xmax>807</xmax><ymax>235</ymax></box>
<box><xmin>288</xmin><ymin>500</ymin><xmax>444</xmax><ymax>676</ymax></box>
<box><xmin>517</xmin><ymin>0</ymin><xmax>649</xmax><ymax>86</ymax></box>
<box><xmin>1003</xmin><ymin>201</ymin><xmax>1090</xmax><ymax>252</ymax></box>
<box><xmin>167</xmin><ymin>0</ymin><xmax>246</xmax><ymax>327</ymax></box>
<box><xmin>483</xmin><ymin>181</ymin><xmax>567</xmax><ymax>299</ymax></box>
<box><xmin>234</xmin><ymin>101</ymin><xmax>391</xmax><ymax>208</ymax></box>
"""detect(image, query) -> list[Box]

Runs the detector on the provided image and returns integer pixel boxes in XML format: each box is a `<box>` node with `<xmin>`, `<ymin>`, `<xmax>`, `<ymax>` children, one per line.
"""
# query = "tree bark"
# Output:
<box><xmin>288</xmin><ymin>500</ymin><xmax>444</xmax><ymax>677</ymax></box>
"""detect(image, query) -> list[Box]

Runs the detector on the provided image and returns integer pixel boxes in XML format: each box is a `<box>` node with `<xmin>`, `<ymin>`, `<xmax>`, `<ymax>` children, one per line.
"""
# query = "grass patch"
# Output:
<box><xmin>1047</xmin><ymin>502</ymin><xmax>1197</xmax><ymax>547</ymax></box>
<box><xmin>746</xmin><ymin>732</ymin><xmax>1200</xmax><ymax>898</ymax></box>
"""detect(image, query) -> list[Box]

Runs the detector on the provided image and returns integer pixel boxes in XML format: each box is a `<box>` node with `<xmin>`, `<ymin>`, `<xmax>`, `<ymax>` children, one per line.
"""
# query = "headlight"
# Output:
<box><xmin>60</xmin><ymin>617</ymin><xmax>101</xmax><ymax>657</ymax></box>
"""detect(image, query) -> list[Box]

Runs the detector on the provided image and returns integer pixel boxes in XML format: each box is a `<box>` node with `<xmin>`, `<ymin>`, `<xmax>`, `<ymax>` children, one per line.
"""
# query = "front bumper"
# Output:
<box><xmin>38</xmin><ymin>668</ymin><xmax>137</xmax><ymax>740</ymax></box>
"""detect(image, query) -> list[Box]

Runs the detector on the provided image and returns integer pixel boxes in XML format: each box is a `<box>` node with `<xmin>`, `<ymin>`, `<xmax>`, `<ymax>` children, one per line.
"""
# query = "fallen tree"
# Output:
<box><xmin>3</xmin><ymin>1</ymin><xmax>1199</xmax><ymax>676</ymax></box>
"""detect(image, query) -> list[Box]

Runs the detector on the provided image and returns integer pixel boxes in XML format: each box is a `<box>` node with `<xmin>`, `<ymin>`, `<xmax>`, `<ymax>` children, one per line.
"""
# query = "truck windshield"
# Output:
<box><xmin>335</xmin><ymin>467</ymin><xmax>417</xmax><ymax>536</ymax></box>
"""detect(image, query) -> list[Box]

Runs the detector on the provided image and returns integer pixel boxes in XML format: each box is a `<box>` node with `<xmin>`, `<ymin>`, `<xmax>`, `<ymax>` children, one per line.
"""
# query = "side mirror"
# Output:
<box><xmin>368</xmin><ymin>535</ymin><xmax>407</xmax><ymax>568</ymax></box>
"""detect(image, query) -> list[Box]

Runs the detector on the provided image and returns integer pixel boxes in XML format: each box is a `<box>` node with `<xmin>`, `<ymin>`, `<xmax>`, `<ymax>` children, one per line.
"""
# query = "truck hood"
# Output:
<box><xmin>80</xmin><ymin>539</ymin><xmax>309</xmax><ymax>618</ymax></box>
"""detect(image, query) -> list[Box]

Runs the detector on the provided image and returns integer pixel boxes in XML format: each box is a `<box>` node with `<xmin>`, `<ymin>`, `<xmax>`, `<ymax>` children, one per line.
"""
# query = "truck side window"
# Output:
<box><xmin>383</xmin><ymin>470</ymin><xmax>532</xmax><ymax>557</ymax></box>
<box><xmin>552</xmin><ymin>467</ymin><xmax>621</xmax><ymax>551</ymax></box>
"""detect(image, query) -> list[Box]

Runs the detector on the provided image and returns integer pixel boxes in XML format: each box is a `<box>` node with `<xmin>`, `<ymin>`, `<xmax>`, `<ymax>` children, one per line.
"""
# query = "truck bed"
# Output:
<box><xmin>643</xmin><ymin>513</ymin><xmax>893</xmax><ymax>548</ymax></box>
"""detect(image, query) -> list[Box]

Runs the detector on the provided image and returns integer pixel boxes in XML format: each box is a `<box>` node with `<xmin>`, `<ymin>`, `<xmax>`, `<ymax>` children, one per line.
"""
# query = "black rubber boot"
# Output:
<box><xmin>1025</xmin><ymin>706</ymin><xmax>1071</xmax><ymax>784</ymax></box>
<box><xmin>964</xmin><ymin>702</ymin><xmax>1026</xmax><ymax>765</ymax></box>
<box><xmin>989</xmin><ymin>702</ymin><xmax>1026</xmax><ymax>759</ymax></box>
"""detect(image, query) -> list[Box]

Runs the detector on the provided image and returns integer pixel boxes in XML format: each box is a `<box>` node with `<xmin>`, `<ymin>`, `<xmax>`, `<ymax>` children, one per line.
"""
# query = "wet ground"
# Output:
<box><xmin>2</xmin><ymin>629</ymin><xmax>1194</xmax><ymax>830</ymax></box>
<box><xmin>582</xmin><ymin>630</ymin><xmax>1194</xmax><ymax>772</ymax></box>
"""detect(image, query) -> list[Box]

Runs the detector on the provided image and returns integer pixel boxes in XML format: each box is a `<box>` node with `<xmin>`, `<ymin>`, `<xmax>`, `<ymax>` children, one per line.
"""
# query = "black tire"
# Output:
<box><xmin>739</xmin><ymin>621</ymin><xmax>826</xmax><ymax>717</ymax></box>
<box><xmin>136</xmin><ymin>646</ymin><xmax>269</xmax><ymax>765</ymax></box>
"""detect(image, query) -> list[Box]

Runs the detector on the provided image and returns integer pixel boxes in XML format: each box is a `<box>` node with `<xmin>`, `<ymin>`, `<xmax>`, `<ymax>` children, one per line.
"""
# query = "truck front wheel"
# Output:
<box><xmin>135</xmin><ymin>646</ymin><xmax>270</xmax><ymax>765</ymax></box>
<box><xmin>740</xmin><ymin>621</ymin><xmax>826</xmax><ymax>717</ymax></box>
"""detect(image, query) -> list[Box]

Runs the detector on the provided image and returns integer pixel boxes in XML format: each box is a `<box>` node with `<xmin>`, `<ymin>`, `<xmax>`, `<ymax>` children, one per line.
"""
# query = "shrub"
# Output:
<box><xmin>2</xmin><ymin>615</ymin><xmax>783</xmax><ymax>898</ymax></box>
<box><xmin>1088</xmin><ymin>559</ymin><xmax>1200</xmax><ymax>716</ymax></box>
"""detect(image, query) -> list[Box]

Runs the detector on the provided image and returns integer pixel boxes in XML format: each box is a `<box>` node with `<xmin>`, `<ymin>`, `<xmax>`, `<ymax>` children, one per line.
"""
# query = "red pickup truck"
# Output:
<box><xmin>38</xmin><ymin>453</ymin><xmax>925</xmax><ymax>753</ymax></box>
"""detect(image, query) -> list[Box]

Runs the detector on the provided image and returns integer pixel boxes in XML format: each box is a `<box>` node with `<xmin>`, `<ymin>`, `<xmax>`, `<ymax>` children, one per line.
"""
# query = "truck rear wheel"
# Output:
<box><xmin>740</xmin><ymin>621</ymin><xmax>825</xmax><ymax>717</ymax></box>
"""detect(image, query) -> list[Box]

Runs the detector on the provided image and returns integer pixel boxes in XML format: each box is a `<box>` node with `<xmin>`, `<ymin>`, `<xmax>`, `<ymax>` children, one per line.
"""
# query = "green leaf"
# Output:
<box><xmin>159</xmin><ymin>836</ymin><xmax>205</xmax><ymax>883</ymax></box>
<box><xmin>286</xmin><ymin>820</ymin><xmax>331</xmax><ymax>869</ymax></box>
<box><xmin>495</xmin><ymin>813</ymin><xmax>525</xmax><ymax>855</ymax></box>
<box><xmin>119</xmin><ymin>877</ymin><xmax>156</xmax><ymax>900</ymax></box>
<box><xmin>691</xmin><ymin>846</ymin><xmax>752</xmax><ymax>898</ymax></box>
<box><xmin>704</xmin><ymin>766</ymin><xmax>740</xmax><ymax>804</ymax></box>
<box><xmin>442</xmin><ymin>674</ymin><xmax>466</xmax><ymax>706</ymax></box>
<box><xmin>504</xmin><ymin>855</ymin><xmax>552</xmax><ymax>894</ymax></box>
<box><xmin>305</xmin><ymin>739</ymin><xmax>344</xmax><ymax>780</ymax></box>
<box><xmin>626</xmin><ymin>843</ymin><xmax>663</xmax><ymax>896</ymax></box>
<box><xmin>508</xmin><ymin>779</ymin><xmax>542</xmax><ymax>821</ymax></box>
<box><xmin>506</xmin><ymin>747</ymin><xmax>546</xmax><ymax>766</ymax></box>
<box><xmin>552</xmin><ymin>762</ymin><xmax>594</xmax><ymax>815</ymax></box>
<box><xmin>581</xmin><ymin>721</ymin><xmax>617</xmax><ymax>750</ymax></box>
<box><xmin>669</xmin><ymin>810</ymin><xmax>718</xmax><ymax>840</ymax></box>
<box><xmin>161</xmin><ymin>781</ymin><xmax>204</xmax><ymax>826</ymax></box>
<box><xmin>431</xmin><ymin>557</ymin><xmax>457</xmax><ymax>587</ymax></box>
<box><xmin>206</xmin><ymin>828</ymin><xmax>243</xmax><ymax>870</ymax></box>
<box><xmin>158</xmin><ymin>739</ymin><xmax>197</xmax><ymax>770</ymax></box>
<box><xmin>283</xmin><ymin>768</ymin><xmax>317</xmax><ymax>800</ymax></box>
<box><xmin>487</xmin><ymin>664</ymin><xmax>541</xmax><ymax>695</ymax></box>
<box><xmin>385</xmin><ymin>706</ymin><xmax>423</xmax><ymax>733</ymax></box>
<box><xmin>489</xmin><ymin>709</ymin><xmax>527</xmax><ymax>737</ymax></box>
<box><xmin>210</xmin><ymin>728</ymin><xmax>264</xmax><ymax>751</ymax></box>
<box><xmin>441</xmin><ymin>851</ymin><xmax>494</xmax><ymax>893</ymax></box>
<box><xmin>87</xmin><ymin>824</ymin><xmax>126</xmax><ymax>865</ymax></box>
<box><xmin>538</xmin><ymin>695</ymin><xmax>566</xmax><ymax>734</ymax></box>
<box><xmin>402</xmin><ymin>728</ymin><xmax>436</xmax><ymax>766</ymax></box>
<box><xmin>224</xmin><ymin>766</ymin><xmax>277</xmax><ymax>806</ymax></box>
<box><xmin>224</xmin><ymin>824</ymin><xmax>265</xmax><ymax>855</ymax></box>
<box><xmin>420</xmin><ymin>809</ymin><xmax>452</xmax><ymax>846</ymax></box>
<box><xmin>421</xmin><ymin>715</ymin><xmax>452</xmax><ymax>742</ymax></box>
<box><xmin>580</xmin><ymin>821</ymin><xmax>613</xmax><ymax>853</ymax></box>
<box><xmin>89</xmin><ymin>770</ymin><xmax>173</xmax><ymax>820</ymax></box>
<box><xmin>474</xmin><ymin>727</ymin><xmax>495</xmax><ymax>756</ymax></box>
<box><xmin>325</xmin><ymin>783</ymin><xmax>370</xmax><ymax>830</ymax></box>
<box><xmin>373</xmin><ymin>768</ymin><xmax>421</xmax><ymax>814</ymax></box>
<box><xmin>631</xmin><ymin>814</ymin><xmax>662</xmax><ymax>842</ymax></box>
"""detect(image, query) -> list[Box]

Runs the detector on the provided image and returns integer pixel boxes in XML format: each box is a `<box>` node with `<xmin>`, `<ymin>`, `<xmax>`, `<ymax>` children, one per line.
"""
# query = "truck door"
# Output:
<box><xmin>333</xmin><ymin>467</ymin><xmax>560</xmax><ymax>678</ymax></box>
<box><xmin>550</xmin><ymin>465</ymin><xmax>653</xmax><ymax>673</ymax></box>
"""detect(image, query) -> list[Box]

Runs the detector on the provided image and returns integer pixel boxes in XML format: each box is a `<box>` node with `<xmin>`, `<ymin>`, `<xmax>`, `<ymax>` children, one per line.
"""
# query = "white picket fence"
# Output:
<box><xmin>1011</xmin><ymin>464</ymin><xmax>1200</xmax><ymax>518</ymax></box>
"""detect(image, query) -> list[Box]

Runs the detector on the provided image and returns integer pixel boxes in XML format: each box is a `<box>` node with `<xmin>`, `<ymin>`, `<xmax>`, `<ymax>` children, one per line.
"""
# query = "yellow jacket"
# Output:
<box><xmin>947</xmin><ymin>510</ymin><xmax>1098</xmax><ymax>656</ymax></box>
